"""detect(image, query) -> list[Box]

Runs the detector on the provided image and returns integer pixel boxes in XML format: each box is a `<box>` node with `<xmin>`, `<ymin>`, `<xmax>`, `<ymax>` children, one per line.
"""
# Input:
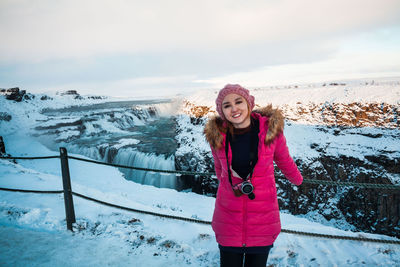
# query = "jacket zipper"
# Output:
<box><xmin>242</xmin><ymin>195</ymin><xmax>247</xmax><ymax>247</ymax></box>
<box><xmin>227</xmin><ymin>134</ymin><xmax>248</xmax><ymax>247</ymax></box>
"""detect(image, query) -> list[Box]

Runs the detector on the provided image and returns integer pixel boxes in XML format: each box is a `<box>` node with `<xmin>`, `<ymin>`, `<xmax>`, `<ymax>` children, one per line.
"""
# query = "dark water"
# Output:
<box><xmin>37</xmin><ymin>99</ymin><xmax>178</xmax><ymax>156</ymax></box>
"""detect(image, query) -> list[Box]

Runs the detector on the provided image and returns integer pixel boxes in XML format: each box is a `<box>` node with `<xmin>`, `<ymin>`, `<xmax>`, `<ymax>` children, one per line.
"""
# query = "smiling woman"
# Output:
<box><xmin>204</xmin><ymin>84</ymin><xmax>303</xmax><ymax>267</ymax></box>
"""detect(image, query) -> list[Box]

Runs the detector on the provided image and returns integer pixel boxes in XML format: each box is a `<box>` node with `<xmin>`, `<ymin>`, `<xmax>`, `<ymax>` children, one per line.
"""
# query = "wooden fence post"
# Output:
<box><xmin>59</xmin><ymin>147</ymin><xmax>76</xmax><ymax>231</ymax></box>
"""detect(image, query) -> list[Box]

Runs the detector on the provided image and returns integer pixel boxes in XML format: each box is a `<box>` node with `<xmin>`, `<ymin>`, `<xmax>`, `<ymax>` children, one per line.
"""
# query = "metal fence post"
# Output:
<box><xmin>59</xmin><ymin>147</ymin><xmax>76</xmax><ymax>231</ymax></box>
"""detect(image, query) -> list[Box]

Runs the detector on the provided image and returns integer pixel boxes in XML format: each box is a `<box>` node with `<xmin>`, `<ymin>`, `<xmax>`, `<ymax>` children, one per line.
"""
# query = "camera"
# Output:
<box><xmin>233</xmin><ymin>181</ymin><xmax>255</xmax><ymax>200</ymax></box>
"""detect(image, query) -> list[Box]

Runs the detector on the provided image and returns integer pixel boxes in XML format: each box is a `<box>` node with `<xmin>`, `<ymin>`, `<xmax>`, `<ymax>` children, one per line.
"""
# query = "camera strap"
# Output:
<box><xmin>225</xmin><ymin>131</ymin><xmax>234</xmax><ymax>188</ymax></box>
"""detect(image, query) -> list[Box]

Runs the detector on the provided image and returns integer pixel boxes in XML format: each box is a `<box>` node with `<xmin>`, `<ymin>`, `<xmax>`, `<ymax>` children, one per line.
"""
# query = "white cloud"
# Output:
<box><xmin>196</xmin><ymin>50</ymin><xmax>400</xmax><ymax>88</ymax></box>
<box><xmin>25</xmin><ymin>48</ymin><xmax>400</xmax><ymax>97</ymax></box>
<box><xmin>1</xmin><ymin>0</ymin><xmax>399</xmax><ymax>62</ymax></box>
<box><xmin>28</xmin><ymin>74</ymin><xmax>201</xmax><ymax>98</ymax></box>
<box><xmin>1</xmin><ymin>0</ymin><xmax>399</xmax><ymax>96</ymax></box>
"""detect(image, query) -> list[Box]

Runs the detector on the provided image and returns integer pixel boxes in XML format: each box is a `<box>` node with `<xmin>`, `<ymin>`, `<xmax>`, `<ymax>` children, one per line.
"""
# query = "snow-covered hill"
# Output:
<box><xmin>183</xmin><ymin>78</ymin><xmax>400</xmax><ymax>128</ymax></box>
<box><xmin>1</xmin><ymin>81</ymin><xmax>400</xmax><ymax>266</ymax></box>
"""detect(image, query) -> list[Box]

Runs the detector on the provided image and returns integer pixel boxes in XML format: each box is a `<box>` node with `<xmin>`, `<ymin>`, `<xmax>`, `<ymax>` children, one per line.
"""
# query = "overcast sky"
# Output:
<box><xmin>1</xmin><ymin>0</ymin><xmax>399</xmax><ymax>97</ymax></box>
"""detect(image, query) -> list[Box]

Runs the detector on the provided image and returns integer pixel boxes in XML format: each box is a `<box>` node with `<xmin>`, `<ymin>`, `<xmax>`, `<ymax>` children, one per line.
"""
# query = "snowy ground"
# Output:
<box><xmin>186</xmin><ymin>77</ymin><xmax>400</xmax><ymax>107</ymax></box>
<box><xmin>1</xmin><ymin>134</ymin><xmax>400</xmax><ymax>266</ymax></box>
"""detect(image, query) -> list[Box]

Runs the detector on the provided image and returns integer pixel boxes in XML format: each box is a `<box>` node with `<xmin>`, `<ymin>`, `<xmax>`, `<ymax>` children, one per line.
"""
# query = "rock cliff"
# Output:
<box><xmin>183</xmin><ymin>100</ymin><xmax>400</xmax><ymax>128</ymax></box>
<box><xmin>178</xmin><ymin>100</ymin><xmax>400</xmax><ymax>238</ymax></box>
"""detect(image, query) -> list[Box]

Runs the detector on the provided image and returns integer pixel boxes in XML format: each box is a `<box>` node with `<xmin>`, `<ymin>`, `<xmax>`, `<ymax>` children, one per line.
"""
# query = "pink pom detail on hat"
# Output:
<box><xmin>215</xmin><ymin>84</ymin><xmax>255</xmax><ymax>120</ymax></box>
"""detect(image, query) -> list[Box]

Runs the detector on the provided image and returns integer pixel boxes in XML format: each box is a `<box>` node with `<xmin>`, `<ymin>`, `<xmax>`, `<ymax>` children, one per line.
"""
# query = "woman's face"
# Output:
<box><xmin>222</xmin><ymin>93</ymin><xmax>251</xmax><ymax>129</ymax></box>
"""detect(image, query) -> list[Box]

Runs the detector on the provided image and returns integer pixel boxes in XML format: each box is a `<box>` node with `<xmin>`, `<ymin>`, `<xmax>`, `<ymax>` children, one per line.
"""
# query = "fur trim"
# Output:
<box><xmin>253</xmin><ymin>104</ymin><xmax>285</xmax><ymax>145</ymax></box>
<box><xmin>203</xmin><ymin>116</ymin><xmax>226</xmax><ymax>150</ymax></box>
<box><xmin>204</xmin><ymin>104</ymin><xmax>284</xmax><ymax>150</ymax></box>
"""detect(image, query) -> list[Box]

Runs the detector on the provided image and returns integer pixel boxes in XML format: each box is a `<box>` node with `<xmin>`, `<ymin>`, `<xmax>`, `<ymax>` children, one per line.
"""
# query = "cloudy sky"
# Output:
<box><xmin>1</xmin><ymin>0</ymin><xmax>399</xmax><ymax>97</ymax></box>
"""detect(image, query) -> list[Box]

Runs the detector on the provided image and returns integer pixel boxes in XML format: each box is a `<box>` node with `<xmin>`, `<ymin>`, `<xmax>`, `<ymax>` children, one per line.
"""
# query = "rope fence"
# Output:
<box><xmin>0</xmin><ymin>187</ymin><xmax>63</xmax><ymax>194</ymax></box>
<box><xmin>1</xmin><ymin>145</ymin><xmax>400</xmax><ymax>245</ymax></box>
<box><xmin>0</xmin><ymin>155</ymin><xmax>60</xmax><ymax>160</ymax></box>
<box><xmin>1</xmin><ymin>186</ymin><xmax>399</xmax><ymax>245</ymax></box>
<box><xmin>1</xmin><ymin>154</ymin><xmax>399</xmax><ymax>190</ymax></box>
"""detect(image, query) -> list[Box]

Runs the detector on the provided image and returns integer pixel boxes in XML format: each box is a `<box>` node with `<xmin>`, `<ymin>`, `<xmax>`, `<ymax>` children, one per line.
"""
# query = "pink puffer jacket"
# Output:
<box><xmin>204</xmin><ymin>105</ymin><xmax>303</xmax><ymax>247</ymax></box>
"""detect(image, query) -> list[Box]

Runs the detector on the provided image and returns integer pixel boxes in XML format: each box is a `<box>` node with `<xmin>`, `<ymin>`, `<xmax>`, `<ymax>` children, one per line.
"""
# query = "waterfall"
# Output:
<box><xmin>36</xmin><ymin>99</ymin><xmax>181</xmax><ymax>190</ymax></box>
<box><xmin>140</xmin><ymin>100</ymin><xmax>181</xmax><ymax>117</ymax></box>
<box><xmin>113</xmin><ymin>148</ymin><xmax>177</xmax><ymax>189</ymax></box>
<box><xmin>62</xmin><ymin>144</ymin><xmax>177</xmax><ymax>189</ymax></box>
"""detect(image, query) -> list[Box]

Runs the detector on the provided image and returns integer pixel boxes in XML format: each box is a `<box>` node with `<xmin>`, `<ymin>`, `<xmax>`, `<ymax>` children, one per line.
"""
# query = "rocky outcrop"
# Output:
<box><xmin>60</xmin><ymin>90</ymin><xmax>83</xmax><ymax>99</ymax></box>
<box><xmin>0</xmin><ymin>136</ymin><xmax>6</xmax><ymax>155</ymax></box>
<box><xmin>183</xmin><ymin>101</ymin><xmax>214</xmax><ymax>118</ymax></box>
<box><xmin>61</xmin><ymin>90</ymin><xmax>79</xmax><ymax>96</ymax></box>
<box><xmin>40</xmin><ymin>95</ymin><xmax>53</xmax><ymax>101</ymax></box>
<box><xmin>280</xmin><ymin>102</ymin><xmax>399</xmax><ymax>128</ymax></box>
<box><xmin>1</xmin><ymin>87</ymin><xmax>30</xmax><ymax>102</ymax></box>
<box><xmin>183</xmin><ymin>101</ymin><xmax>400</xmax><ymax>128</ymax></box>
<box><xmin>276</xmin><ymin>155</ymin><xmax>400</xmax><ymax>238</ymax></box>
<box><xmin>0</xmin><ymin>112</ymin><xmax>12</xmax><ymax>121</ymax></box>
<box><xmin>175</xmin><ymin>151</ymin><xmax>219</xmax><ymax>194</ymax></box>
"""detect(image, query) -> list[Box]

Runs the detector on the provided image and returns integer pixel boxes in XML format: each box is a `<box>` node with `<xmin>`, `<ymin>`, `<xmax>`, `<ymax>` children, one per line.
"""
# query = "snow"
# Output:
<box><xmin>175</xmin><ymin>115</ymin><xmax>210</xmax><ymax>156</ymax></box>
<box><xmin>284</xmin><ymin>123</ymin><xmax>400</xmax><ymax>161</ymax></box>
<box><xmin>37</xmin><ymin>117</ymin><xmax>82</xmax><ymax>127</ymax></box>
<box><xmin>109</xmin><ymin>138</ymin><xmax>141</xmax><ymax>149</ymax></box>
<box><xmin>1</xmin><ymin>225</ymin><xmax>150</xmax><ymax>267</ymax></box>
<box><xmin>186</xmin><ymin>78</ymin><xmax>400</xmax><ymax>107</ymax></box>
<box><xmin>1</xmin><ymin>83</ymin><xmax>400</xmax><ymax>266</ymax></box>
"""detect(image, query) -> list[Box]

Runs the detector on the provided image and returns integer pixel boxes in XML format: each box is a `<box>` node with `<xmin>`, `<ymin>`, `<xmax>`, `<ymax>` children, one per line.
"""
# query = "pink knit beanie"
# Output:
<box><xmin>215</xmin><ymin>84</ymin><xmax>255</xmax><ymax>120</ymax></box>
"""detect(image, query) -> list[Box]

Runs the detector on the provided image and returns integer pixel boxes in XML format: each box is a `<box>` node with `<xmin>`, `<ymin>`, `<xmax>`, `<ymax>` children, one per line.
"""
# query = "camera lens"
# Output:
<box><xmin>241</xmin><ymin>182</ymin><xmax>253</xmax><ymax>194</ymax></box>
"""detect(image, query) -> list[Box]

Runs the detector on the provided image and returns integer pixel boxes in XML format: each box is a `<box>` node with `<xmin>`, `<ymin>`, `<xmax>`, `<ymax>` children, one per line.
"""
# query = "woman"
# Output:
<box><xmin>204</xmin><ymin>84</ymin><xmax>303</xmax><ymax>267</ymax></box>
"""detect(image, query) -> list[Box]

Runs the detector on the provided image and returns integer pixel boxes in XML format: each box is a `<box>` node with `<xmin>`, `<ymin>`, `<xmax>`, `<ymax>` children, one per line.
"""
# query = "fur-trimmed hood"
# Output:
<box><xmin>204</xmin><ymin>104</ymin><xmax>284</xmax><ymax>150</ymax></box>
